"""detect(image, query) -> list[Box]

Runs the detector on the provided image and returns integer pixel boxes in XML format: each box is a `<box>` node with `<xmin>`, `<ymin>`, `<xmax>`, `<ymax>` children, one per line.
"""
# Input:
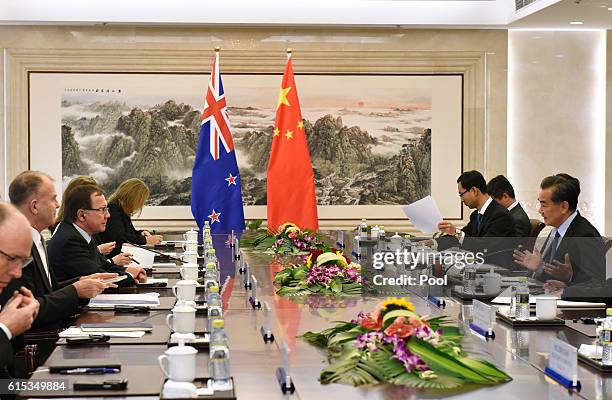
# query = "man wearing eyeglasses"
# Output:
<box><xmin>0</xmin><ymin>202</ymin><xmax>40</xmax><ymax>378</ymax></box>
<box><xmin>437</xmin><ymin>170</ymin><xmax>516</xmax><ymax>264</ymax></box>
<box><xmin>6</xmin><ymin>171</ymin><xmax>120</xmax><ymax>332</ymax></box>
<box><xmin>48</xmin><ymin>184</ymin><xmax>147</xmax><ymax>284</ymax></box>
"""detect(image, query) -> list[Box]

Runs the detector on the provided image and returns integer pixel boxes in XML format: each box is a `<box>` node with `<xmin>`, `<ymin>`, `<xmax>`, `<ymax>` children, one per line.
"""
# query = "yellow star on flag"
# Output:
<box><xmin>273</xmin><ymin>127</ymin><xmax>280</xmax><ymax>137</ymax></box>
<box><xmin>297</xmin><ymin>120</ymin><xmax>304</xmax><ymax>130</ymax></box>
<box><xmin>277</xmin><ymin>86</ymin><xmax>292</xmax><ymax>110</ymax></box>
<box><xmin>285</xmin><ymin>129</ymin><xmax>293</xmax><ymax>140</ymax></box>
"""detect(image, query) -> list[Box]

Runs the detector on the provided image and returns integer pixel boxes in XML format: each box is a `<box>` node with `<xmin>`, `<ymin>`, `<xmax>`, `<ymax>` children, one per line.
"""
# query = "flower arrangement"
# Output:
<box><xmin>273</xmin><ymin>249</ymin><xmax>362</xmax><ymax>296</ymax></box>
<box><xmin>301</xmin><ymin>297</ymin><xmax>512</xmax><ymax>389</ymax></box>
<box><xmin>241</xmin><ymin>222</ymin><xmax>327</xmax><ymax>255</ymax></box>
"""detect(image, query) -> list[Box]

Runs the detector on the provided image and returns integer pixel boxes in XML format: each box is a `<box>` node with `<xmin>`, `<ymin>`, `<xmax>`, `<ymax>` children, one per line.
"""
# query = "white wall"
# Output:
<box><xmin>508</xmin><ymin>30</ymin><xmax>607</xmax><ymax>233</ymax></box>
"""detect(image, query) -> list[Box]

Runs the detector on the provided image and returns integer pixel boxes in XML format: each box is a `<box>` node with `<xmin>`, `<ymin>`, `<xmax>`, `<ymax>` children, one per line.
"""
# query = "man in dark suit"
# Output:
<box><xmin>513</xmin><ymin>175</ymin><xmax>605</xmax><ymax>286</ymax></box>
<box><xmin>7</xmin><ymin>171</ymin><xmax>117</xmax><ymax>331</ymax></box>
<box><xmin>437</xmin><ymin>170</ymin><xmax>515</xmax><ymax>265</ymax></box>
<box><xmin>486</xmin><ymin>175</ymin><xmax>531</xmax><ymax>237</ymax></box>
<box><xmin>0</xmin><ymin>202</ymin><xmax>39</xmax><ymax>378</ymax></box>
<box><xmin>48</xmin><ymin>184</ymin><xmax>146</xmax><ymax>284</ymax></box>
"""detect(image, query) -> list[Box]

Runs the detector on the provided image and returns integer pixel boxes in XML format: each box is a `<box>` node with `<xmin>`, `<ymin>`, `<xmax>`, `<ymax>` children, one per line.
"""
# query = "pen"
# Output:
<box><xmin>131</xmin><ymin>257</ymin><xmax>140</xmax><ymax>265</ymax></box>
<box><xmin>59</xmin><ymin>368</ymin><xmax>120</xmax><ymax>374</ymax></box>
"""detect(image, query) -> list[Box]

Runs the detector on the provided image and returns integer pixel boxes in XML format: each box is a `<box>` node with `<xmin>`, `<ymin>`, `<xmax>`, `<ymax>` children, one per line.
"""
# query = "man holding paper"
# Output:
<box><xmin>437</xmin><ymin>170</ymin><xmax>515</xmax><ymax>265</ymax></box>
<box><xmin>7</xmin><ymin>171</ymin><xmax>118</xmax><ymax>330</ymax></box>
<box><xmin>48</xmin><ymin>184</ymin><xmax>147</xmax><ymax>285</ymax></box>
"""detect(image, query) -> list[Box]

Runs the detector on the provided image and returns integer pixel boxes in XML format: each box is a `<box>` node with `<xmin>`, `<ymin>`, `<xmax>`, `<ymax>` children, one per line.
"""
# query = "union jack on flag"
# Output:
<box><xmin>191</xmin><ymin>51</ymin><xmax>245</xmax><ymax>235</ymax></box>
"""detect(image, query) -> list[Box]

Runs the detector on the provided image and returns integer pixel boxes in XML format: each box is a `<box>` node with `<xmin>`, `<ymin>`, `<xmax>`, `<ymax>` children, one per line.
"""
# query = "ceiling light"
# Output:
<box><xmin>570</xmin><ymin>21</ymin><xmax>584</xmax><ymax>25</ymax></box>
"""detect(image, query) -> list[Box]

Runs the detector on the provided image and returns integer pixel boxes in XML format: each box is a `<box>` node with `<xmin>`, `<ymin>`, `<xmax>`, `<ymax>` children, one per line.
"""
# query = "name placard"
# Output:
<box><xmin>546</xmin><ymin>337</ymin><xmax>579</xmax><ymax>388</ymax></box>
<box><xmin>470</xmin><ymin>299</ymin><xmax>494</xmax><ymax>339</ymax></box>
<box><xmin>337</xmin><ymin>230</ymin><xmax>344</xmax><ymax>248</ymax></box>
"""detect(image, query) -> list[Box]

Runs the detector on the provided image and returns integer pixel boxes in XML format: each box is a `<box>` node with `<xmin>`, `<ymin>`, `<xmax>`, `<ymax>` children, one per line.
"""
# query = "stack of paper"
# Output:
<box><xmin>59</xmin><ymin>327</ymin><xmax>146</xmax><ymax>338</ymax></box>
<box><xmin>137</xmin><ymin>278</ymin><xmax>168</xmax><ymax>285</ymax></box>
<box><xmin>89</xmin><ymin>293</ymin><xmax>160</xmax><ymax>308</ymax></box>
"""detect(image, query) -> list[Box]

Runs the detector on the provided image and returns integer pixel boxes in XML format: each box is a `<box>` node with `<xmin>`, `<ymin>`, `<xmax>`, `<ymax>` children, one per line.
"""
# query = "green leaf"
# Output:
<box><xmin>455</xmin><ymin>357</ymin><xmax>512</xmax><ymax>382</ymax></box>
<box><xmin>391</xmin><ymin>372</ymin><xmax>464</xmax><ymax>389</ymax></box>
<box><xmin>330</xmin><ymin>278</ymin><xmax>342</xmax><ymax>293</ymax></box>
<box><xmin>407</xmin><ymin>339</ymin><xmax>492</xmax><ymax>383</ymax></box>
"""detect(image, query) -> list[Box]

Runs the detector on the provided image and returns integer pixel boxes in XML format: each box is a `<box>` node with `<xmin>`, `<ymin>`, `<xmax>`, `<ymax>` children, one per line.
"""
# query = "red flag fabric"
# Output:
<box><xmin>266</xmin><ymin>56</ymin><xmax>319</xmax><ymax>232</ymax></box>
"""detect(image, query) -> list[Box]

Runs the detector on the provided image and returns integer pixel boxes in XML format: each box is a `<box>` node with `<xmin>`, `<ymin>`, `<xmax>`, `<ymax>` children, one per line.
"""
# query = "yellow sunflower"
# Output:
<box><xmin>380</xmin><ymin>297</ymin><xmax>415</xmax><ymax>312</ymax></box>
<box><xmin>278</xmin><ymin>222</ymin><xmax>298</xmax><ymax>232</ymax></box>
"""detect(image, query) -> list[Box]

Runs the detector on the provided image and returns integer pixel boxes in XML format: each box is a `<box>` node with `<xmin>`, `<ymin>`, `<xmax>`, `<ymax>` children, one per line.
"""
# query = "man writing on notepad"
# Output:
<box><xmin>7</xmin><ymin>171</ymin><xmax>118</xmax><ymax>330</ymax></box>
<box><xmin>48</xmin><ymin>184</ymin><xmax>147</xmax><ymax>285</ymax></box>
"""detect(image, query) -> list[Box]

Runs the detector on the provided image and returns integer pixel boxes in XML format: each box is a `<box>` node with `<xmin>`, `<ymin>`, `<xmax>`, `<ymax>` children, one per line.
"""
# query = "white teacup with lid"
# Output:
<box><xmin>483</xmin><ymin>267</ymin><xmax>502</xmax><ymax>295</ymax></box>
<box><xmin>165</xmin><ymin>304</ymin><xmax>197</xmax><ymax>334</ymax></box>
<box><xmin>180</xmin><ymin>263</ymin><xmax>199</xmax><ymax>281</ymax></box>
<box><xmin>172</xmin><ymin>279</ymin><xmax>197</xmax><ymax>302</ymax></box>
<box><xmin>183</xmin><ymin>228</ymin><xmax>198</xmax><ymax>242</ymax></box>
<box><xmin>158</xmin><ymin>344</ymin><xmax>197</xmax><ymax>382</ymax></box>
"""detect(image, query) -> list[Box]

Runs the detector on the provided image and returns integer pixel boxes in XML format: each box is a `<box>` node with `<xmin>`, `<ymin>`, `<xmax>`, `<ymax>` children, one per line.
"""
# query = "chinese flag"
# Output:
<box><xmin>266</xmin><ymin>56</ymin><xmax>319</xmax><ymax>232</ymax></box>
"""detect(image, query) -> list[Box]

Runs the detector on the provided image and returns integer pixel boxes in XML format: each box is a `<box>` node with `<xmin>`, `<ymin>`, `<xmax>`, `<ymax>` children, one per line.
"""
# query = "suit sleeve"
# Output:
<box><xmin>19</xmin><ymin>264</ymin><xmax>81</xmax><ymax>329</ymax></box>
<box><xmin>104</xmin><ymin>208</ymin><xmax>147</xmax><ymax>246</ymax></box>
<box><xmin>0</xmin><ymin>329</ymin><xmax>13</xmax><ymax>374</ymax></box>
<box><xmin>567</xmin><ymin>235</ymin><xmax>606</xmax><ymax>286</ymax></box>
<box><xmin>563</xmin><ymin>279</ymin><xmax>612</xmax><ymax>303</ymax></box>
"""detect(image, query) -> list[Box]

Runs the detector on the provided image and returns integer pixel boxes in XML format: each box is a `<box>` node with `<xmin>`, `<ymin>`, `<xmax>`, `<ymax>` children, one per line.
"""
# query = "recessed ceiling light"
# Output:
<box><xmin>608</xmin><ymin>7</ymin><xmax>612</xmax><ymax>10</ymax></box>
<box><xmin>570</xmin><ymin>21</ymin><xmax>584</xmax><ymax>25</ymax></box>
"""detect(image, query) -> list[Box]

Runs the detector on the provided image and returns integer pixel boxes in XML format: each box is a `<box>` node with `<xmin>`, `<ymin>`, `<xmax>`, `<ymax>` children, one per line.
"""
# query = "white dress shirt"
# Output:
<box><xmin>32</xmin><ymin>227</ymin><xmax>51</xmax><ymax>283</ymax></box>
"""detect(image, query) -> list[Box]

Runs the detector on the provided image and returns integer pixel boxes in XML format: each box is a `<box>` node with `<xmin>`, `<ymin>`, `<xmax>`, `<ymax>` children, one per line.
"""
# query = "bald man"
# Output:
<box><xmin>0</xmin><ymin>202</ymin><xmax>40</xmax><ymax>378</ymax></box>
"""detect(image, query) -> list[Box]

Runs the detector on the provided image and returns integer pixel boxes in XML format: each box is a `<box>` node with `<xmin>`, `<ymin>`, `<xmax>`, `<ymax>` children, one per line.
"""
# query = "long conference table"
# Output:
<box><xmin>15</xmin><ymin>231</ymin><xmax>612</xmax><ymax>400</ymax></box>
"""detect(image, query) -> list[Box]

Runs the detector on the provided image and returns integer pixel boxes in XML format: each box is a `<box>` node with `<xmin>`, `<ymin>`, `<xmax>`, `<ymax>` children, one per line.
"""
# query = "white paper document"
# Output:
<box><xmin>401</xmin><ymin>196</ymin><xmax>443</xmax><ymax>234</ymax></box>
<box><xmin>121</xmin><ymin>244</ymin><xmax>155</xmax><ymax>268</ymax></box>
<box><xmin>59</xmin><ymin>327</ymin><xmax>146</xmax><ymax>338</ymax></box>
<box><xmin>137</xmin><ymin>278</ymin><xmax>168</xmax><ymax>285</ymax></box>
<box><xmin>89</xmin><ymin>292</ymin><xmax>160</xmax><ymax>308</ymax></box>
<box><xmin>152</xmin><ymin>263</ymin><xmax>177</xmax><ymax>268</ymax></box>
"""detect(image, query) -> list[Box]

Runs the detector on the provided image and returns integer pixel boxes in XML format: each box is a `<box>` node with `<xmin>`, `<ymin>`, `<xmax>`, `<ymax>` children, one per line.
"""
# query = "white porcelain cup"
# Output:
<box><xmin>180</xmin><ymin>263</ymin><xmax>199</xmax><ymax>281</ymax></box>
<box><xmin>165</xmin><ymin>305</ymin><xmax>197</xmax><ymax>333</ymax></box>
<box><xmin>158</xmin><ymin>345</ymin><xmax>197</xmax><ymax>382</ymax></box>
<box><xmin>483</xmin><ymin>270</ymin><xmax>502</xmax><ymax>295</ymax></box>
<box><xmin>182</xmin><ymin>240</ymin><xmax>198</xmax><ymax>253</ymax></box>
<box><xmin>183</xmin><ymin>229</ymin><xmax>198</xmax><ymax>242</ymax></box>
<box><xmin>172</xmin><ymin>279</ymin><xmax>197</xmax><ymax>302</ymax></box>
<box><xmin>535</xmin><ymin>297</ymin><xmax>557</xmax><ymax>320</ymax></box>
<box><xmin>180</xmin><ymin>251</ymin><xmax>198</xmax><ymax>264</ymax></box>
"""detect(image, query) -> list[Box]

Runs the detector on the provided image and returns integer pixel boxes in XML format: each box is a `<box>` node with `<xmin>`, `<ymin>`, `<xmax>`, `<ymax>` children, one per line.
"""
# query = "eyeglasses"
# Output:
<box><xmin>458</xmin><ymin>190</ymin><xmax>469</xmax><ymax>197</ymax></box>
<box><xmin>0</xmin><ymin>248</ymin><xmax>33</xmax><ymax>268</ymax></box>
<box><xmin>83</xmin><ymin>206</ymin><xmax>109</xmax><ymax>215</ymax></box>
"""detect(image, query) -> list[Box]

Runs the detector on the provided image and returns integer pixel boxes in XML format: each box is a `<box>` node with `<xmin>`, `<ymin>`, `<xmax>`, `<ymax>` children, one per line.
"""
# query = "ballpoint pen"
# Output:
<box><xmin>59</xmin><ymin>368</ymin><xmax>120</xmax><ymax>374</ymax></box>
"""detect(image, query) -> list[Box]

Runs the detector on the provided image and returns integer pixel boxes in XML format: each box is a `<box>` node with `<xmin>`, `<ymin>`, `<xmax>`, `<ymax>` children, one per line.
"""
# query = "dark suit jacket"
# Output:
<box><xmin>509</xmin><ymin>203</ymin><xmax>531</xmax><ymax>238</ymax></box>
<box><xmin>19</xmin><ymin>243</ymin><xmax>84</xmax><ymax>330</ymax></box>
<box><xmin>438</xmin><ymin>199</ymin><xmax>516</xmax><ymax>265</ymax></box>
<box><xmin>563</xmin><ymin>278</ymin><xmax>612</xmax><ymax>304</ymax></box>
<box><xmin>0</xmin><ymin>329</ymin><xmax>14</xmax><ymax>378</ymax></box>
<box><xmin>534</xmin><ymin>212</ymin><xmax>605</xmax><ymax>286</ymax></box>
<box><xmin>99</xmin><ymin>202</ymin><xmax>146</xmax><ymax>258</ymax></box>
<box><xmin>48</xmin><ymin>221</ymin><xmax>133</xmax><ymax>286</ymax></box>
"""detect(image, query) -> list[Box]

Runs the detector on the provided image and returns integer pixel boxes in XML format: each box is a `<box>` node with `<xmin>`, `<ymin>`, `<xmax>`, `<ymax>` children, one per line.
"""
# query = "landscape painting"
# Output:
<box><xmin>30</xmin><ymin>72</ymin><xmax>463</xmax><ymax>220</ymax></box>
<box><xmin>59</xmin><ymin>74</ymin><xmax>433</xmax><ymax>207</ymax></box>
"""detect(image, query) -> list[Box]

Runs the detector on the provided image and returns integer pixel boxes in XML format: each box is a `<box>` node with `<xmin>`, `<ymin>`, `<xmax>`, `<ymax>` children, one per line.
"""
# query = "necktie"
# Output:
<box><xmin>546</xmin><ymin>231</ymin><xmax>561</xmax><ymax>263</ymax></box>
<box><xmin>475</xmin><ymin>213</ymin><xmax>482</xmax><ymax>233</ymax></box>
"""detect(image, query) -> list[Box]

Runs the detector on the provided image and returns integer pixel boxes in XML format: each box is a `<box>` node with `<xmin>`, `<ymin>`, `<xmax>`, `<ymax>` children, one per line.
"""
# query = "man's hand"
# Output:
<box><xmin>513</xmin><ymin>248</ymin><xmax>543</xmax><ymax>272</ymax></box>
<box><xmin>543</xmin><ymin>280</ymin><xmax>566</xmax><ymax>298</ymax></box>
<box><xmin>543</xmin><ymin>253</ymin><xmax>573</xmax><ymax>283</ymax></box>
<box><xmin>437</xmin><ymin>221</ymin><xmax>457</xmax><ymax>236</ymax></box>
<box><xmin>73</xmin><ymin>279</ymin><xmax>116</xmax><ymax>299</ymax></box>
<box><xmin>145</xmin><ymin>235</ymin><xmax>163</xmax><ymax>245</ymax></box>
<box><xmin>0</xmin><ymin>292</ymin><xmax>39</xmax><ymax>337</ymax></box>
<box><xmin>80</xmin><ymin>272</ymin><xmax>118</xmax><ymax>281</ymax></box>
<box><xmin>112</xmin><ymin>252</ymin><xmax>133</xmax><ymax>266</ymax></box>
<box><xmin>16</xmin><ymin>287</ymin><xmax>39</xmax><ymax>318</ymax></box>
<box><xmin>97</xmin><ymin>241</ymin><xmax>116</xmax><ymax>255</ymax></box>
<box><xmin>125</xmin><ymin>266</ymin><xmax>147</xmax><ymax>283</ymax></box>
